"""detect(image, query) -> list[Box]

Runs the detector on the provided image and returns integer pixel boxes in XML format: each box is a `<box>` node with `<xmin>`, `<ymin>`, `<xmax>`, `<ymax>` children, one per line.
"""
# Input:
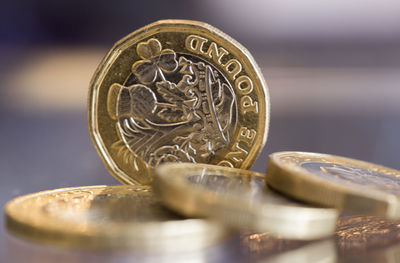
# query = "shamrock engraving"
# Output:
<box><xmin>132</xmin><ymin>38</ymin><xmax>178</xmax><ymax>84</ymax></box>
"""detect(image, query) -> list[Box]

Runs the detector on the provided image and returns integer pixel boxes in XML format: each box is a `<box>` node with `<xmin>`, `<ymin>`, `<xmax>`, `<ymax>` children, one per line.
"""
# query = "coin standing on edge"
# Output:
<box><xmin>88</xmin><ymin>19</ymin><xmax>270</xmax><ymax>184</ymax></box>
<box><xmin>5</xmin><ymin>185</ymin><xmax>231</xmax><ymax>250</ymax></box>
<box><xmin>267</xmin><ymin>151</ymin><xmax>400</xmax><ymax>219</ymax></box>
<box><xmin>154</xmin><ymin>163</ymin><xmax>338</xmax><ymax>240</ymax></box>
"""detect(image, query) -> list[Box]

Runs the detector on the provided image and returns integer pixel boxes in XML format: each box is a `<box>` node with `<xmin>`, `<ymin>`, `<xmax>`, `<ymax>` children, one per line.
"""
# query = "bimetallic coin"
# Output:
<box><xmin>88</xmin><ymin>19</ymin><xmax>270</xmax><ymax>184</ymax></box>
<box><xmin>154</xmin><ymin>163</ymin><xmax>338</xmax><ymax>240</ymax></box>
<box><xmin>267</xmin><ymin>152</ymin><xmax>400</xmax><ymax>219</ymax></box>
<box><xmin>5</xmin><ymin>185</ymin><xmax>231</xmax><ymax>250</ymax></box>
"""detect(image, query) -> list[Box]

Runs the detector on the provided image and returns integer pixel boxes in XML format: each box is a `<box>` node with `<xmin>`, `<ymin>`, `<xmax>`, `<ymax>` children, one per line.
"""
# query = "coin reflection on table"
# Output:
<box><xmin>240</xmin><ymin>214</ymin><xmax>400</xmax><ymax>262</ymax></box>
<box><xmin>261</xmin><ymin>239</ymin><xmax>336</xmax><ymax>263</ymax></box>
<box><xmin>240</xmin><ymin>231</ymin><xmax>311</xmax><ymax>261</ymax></box>
<box><xmin>336</xmin><ymin>215</ymin><xmax>400</xmax><ymax>251</ymax></box>
<box><xmin>5</xmin><ymin>230</ymin><xmax>240</xmax><ymax>263</ymax></box>
<box><xmin>5</xmin><ymin>185</ymin><xmax>231</xmax><ymax>251</ymax></box>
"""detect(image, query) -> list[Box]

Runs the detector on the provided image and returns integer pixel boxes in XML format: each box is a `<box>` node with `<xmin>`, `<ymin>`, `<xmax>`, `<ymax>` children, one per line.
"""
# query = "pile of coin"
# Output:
<box><xmin>5</xmin><ymin>20</ymin><xmax>400</xmax><ymax>252</ymax></box>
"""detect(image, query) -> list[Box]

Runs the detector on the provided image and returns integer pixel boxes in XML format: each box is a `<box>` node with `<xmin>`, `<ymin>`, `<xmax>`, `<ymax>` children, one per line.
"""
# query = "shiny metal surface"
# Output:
<box><xmin>267</xmin><ymin>152</ymin><xmax>400</xmax><ymax>219</ymax></box>
<box><xmin>88</xmin><ymin>20</ymin><xmax>269</xmax><ymax>185</ymax></box>
<box><xmin>154</xmin><ymin>163</ymin><xmax>338</xmax><ymax>240</ymax></box>
<box><xmin>5</xmin><ymin>185</ymin><xmax>231</xmax><ymax>251</ymax></box>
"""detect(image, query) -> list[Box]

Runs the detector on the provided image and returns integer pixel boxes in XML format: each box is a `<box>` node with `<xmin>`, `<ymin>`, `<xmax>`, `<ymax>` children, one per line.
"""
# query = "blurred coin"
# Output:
<box><xmin>261</xmin><ymin>239</ymin><xmax>337</xmax><ymax>263</ymax></box>
<box><xmin>154</xmin><ymin>163</ymin><xmax>338</xmax><ymax>240</ymax></box>
<box><xmin>88</xmin><ymin>19</ymin><xmax>270</xmax><ymax>184</ymax></box>
<box><xmin>267</xmin><ymin>151</ymin><xmax>400</xmax><ymax>219</ymax></box>
<box><xmin>5</xmin><ymin>185</ymin><xmax>231</xmax><ymax>251</ymax></box>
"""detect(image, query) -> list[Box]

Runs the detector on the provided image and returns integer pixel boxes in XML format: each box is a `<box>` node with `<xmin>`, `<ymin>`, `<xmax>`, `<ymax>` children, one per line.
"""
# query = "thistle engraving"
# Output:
<box><xmin>108</xmin><ymin>38</ymin><xmax>237</xmax><ymax>172</ymax></box>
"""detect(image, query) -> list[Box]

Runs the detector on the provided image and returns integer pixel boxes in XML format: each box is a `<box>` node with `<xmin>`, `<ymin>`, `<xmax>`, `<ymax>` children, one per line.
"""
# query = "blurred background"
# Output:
<box><xmin>1</xmin><ymin>0</ymin><xmax>400</xmax><ymax>259</ymax></box>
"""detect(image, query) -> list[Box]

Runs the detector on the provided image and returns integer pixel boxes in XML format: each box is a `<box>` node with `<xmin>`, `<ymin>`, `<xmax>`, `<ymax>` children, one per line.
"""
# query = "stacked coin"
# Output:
<box><xmin>5</xmin><ymin>20</ymin><xmax>400</xmax><ymax>252</ymax></box>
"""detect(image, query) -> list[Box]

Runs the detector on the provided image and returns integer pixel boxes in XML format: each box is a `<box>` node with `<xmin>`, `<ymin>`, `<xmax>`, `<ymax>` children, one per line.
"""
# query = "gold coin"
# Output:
<box><xmin>267</xmin><ymin>151</ymin><xmax>400</xmax><ymax>219</ymax></box>
<box><xmin>5</xmin><ymin>185</ymin><xmax>231</xmax><ymax>250</ymax></box>
<box><xmin>88</xmin><ymin>19</ymin><xmax>270</xmax><ymax>184</ymax></box>
<box><xmin>154</xmin><ymin>163</ymin><xmax>338</xmax><ymax>240</ymax></box>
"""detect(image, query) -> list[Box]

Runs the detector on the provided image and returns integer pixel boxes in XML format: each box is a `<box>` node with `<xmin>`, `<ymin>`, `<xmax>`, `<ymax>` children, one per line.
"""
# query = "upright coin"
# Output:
<box><xmin>88</xmin><ymin>20</ymin><xmax>269</xmax><ymax>184</ymax></box>
<box><xmin>267</xmin><ymin>152</ymin><xmax>400</xmax><ymax>219</ymax></box>
<box><xmin>154</xmin><ymin>163</ymin><xmax>338</xmax><ymax>240</ymax></box>
<box><xmin>5</xmin><ymin>185</ymin><xmax>231</xmax><ymax>250</ymax></box>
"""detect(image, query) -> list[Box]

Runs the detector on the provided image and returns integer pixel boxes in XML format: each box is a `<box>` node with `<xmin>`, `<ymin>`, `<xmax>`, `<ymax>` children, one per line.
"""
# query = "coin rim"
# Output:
<box><xmin>87</xmin><ymin>19</ymin><xmax>270</xmax><ymax>185</ymax></box>
<box><xmin>154</xmin><ymin>163</ymin><xmax>338</xmax><ymax>240</ymax></box>
<box><xmin>5</xmin><ymin>185</ymin><xmax>232</xmax><ymax>250</ymax></box>
<box><xmin>267</xmin><ymin>151</ymin><xmax>400</xmax><ymax>219</ymax></box>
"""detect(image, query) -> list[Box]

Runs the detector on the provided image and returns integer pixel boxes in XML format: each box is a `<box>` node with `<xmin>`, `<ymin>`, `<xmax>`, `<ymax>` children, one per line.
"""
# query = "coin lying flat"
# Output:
<box><xmin>5</xmin><ymin>185</ymin><xmax>231</xmax><ymax>250</ymax></box>
<box><xmin>88</xmin><ymin>19</ymin><xmax>270</xmax><ymax>184</ymax></box>
<box><xmin>267</xmin><ymin>151</ymin><xmax>400</xmax><ymax>219</ymax></box>
<box><xmin>154</xmin><ymin>163</ymin><xmax>338</xmax><ymax>240</ymax></box>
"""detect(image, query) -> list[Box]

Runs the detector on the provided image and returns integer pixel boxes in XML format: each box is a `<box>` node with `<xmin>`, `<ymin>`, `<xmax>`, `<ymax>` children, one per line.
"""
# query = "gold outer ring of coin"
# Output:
<box><xmin>154</xmin><ymin>163</ymin><xmax>338</xmax><ymax>240</ymax></box>
<box><xmin>5</xmin><ymin>185</ymin><xmax>232</xmax><ymax>250</ymax></box>
<box><xmin>267</xmin><ymin>151</ymin><xmax>400</xmax><ymax>219</ymax></box>
<box><xmin>88</xmin><ymin>19</ymin><xmax>270</xmax><ymax>185</ymax></box>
